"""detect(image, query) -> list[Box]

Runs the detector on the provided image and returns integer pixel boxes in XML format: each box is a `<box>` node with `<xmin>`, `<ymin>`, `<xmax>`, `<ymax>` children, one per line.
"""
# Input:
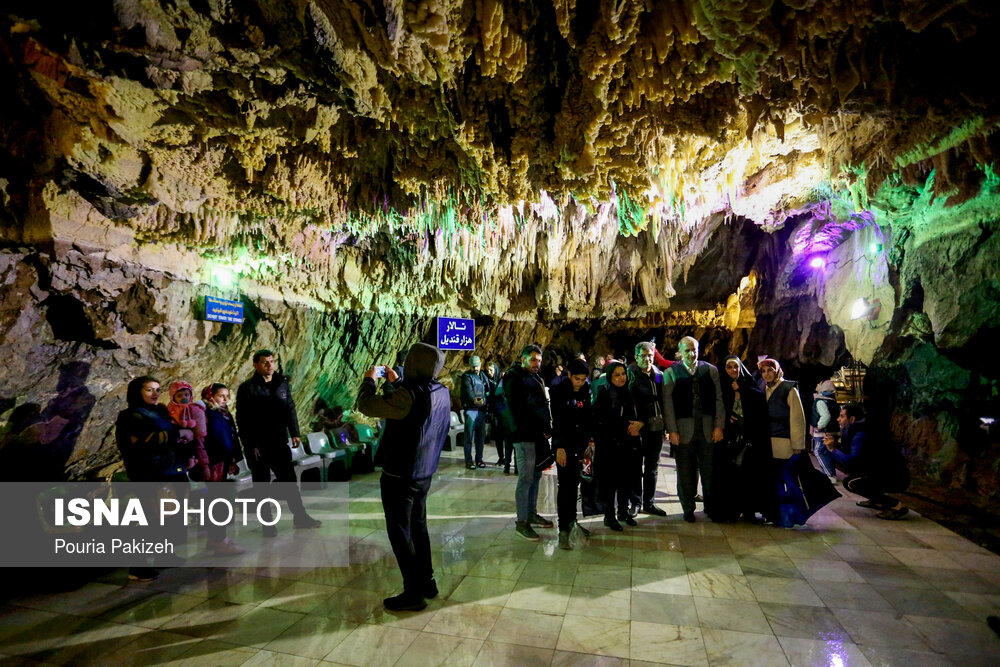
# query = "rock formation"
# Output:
<box><xmin>0</xmin><ymin>2</ymin><xmax>998</xmax><ymax>513</ymax></box>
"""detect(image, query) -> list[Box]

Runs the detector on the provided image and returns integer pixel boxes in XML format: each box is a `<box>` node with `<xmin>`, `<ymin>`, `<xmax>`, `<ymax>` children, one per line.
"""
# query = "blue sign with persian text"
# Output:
<box><xmin>437</xmin><ymin>317</ymin><xmax>475</xmax><ymax>351</ymax></box>
<box><xmin>204</xmin><ymin>296</ymin><xmax>244</xmax><ymax>324</ymax></box>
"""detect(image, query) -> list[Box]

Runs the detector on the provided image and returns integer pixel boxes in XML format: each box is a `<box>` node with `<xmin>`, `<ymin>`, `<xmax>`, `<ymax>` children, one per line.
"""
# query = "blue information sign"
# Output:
<box><xmin>205</xmin><ymin>296</ymin><xmax>244</xmax><ymax>324</ymax></box>
<box><xmin>437</xmin><ymin>317</ymin><xmax>475</xmax><ymax>351</ymax></box>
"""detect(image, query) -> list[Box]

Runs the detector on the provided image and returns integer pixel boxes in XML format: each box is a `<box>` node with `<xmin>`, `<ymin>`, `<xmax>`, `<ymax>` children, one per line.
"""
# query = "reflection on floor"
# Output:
<box><xmin>2</xmin><ymin>448</ymin><xmax>1000</xmax><ymax>666</ymax></box>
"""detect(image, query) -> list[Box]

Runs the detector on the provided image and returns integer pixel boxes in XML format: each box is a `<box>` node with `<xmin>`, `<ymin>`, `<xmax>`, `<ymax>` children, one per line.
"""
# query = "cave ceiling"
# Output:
<box><xmin>2</xmin><ymin>0</ymin><xmax>999</xmax><ymax>316</ymax></box>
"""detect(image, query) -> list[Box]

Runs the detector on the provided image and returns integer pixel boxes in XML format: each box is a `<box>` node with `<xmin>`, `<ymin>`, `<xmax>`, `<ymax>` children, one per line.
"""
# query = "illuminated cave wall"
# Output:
<box><xmin>1</xmin><ymin>2</ymin><xmax>999</xmax><ymax>508</ymax></box>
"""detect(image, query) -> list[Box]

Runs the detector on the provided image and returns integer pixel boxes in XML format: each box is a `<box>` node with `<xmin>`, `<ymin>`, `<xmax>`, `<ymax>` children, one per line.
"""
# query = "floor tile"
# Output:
<box><xmin>423</xmin><ymin>603</ymin><xmax>502</xmax><ymax>640</ymax></box>
<box><xmin>471</xmin><ymin>640</ymin><xmax>553</xmax><ymax>667</ymax></box>
<box><xmin>505</xmin><ymin>581</ymin><xmax>572</xmax><ymax>614</ymax></box>
<box><xmin>745</xmin><ymin>576</ymin><xmax>824</xmax><ymax>607</ymax></box>
<box><xmin>758</xmin><ymin>603</ymin><xmax>849</xmax><ymax>640</ymax></box>
<box><xmin>806</xmin><ymin>582</ymin><xmax>894</xmax><ymax>613</ymax></box>
<box><xmin>874</xmin><ymin>585</ymin><xmax>975</xmax><ymax>620</ymax></box>
<box><xmin>858</xmin><ymin>645</ymin><xmax>956</xmax><ymax>667</ymax></box>
<box><xmin>632</xmin><ymin>568</ymin><xmax>692</xmax><ymax>596</ymax></box>
<box><xmin>630</xmin><ymin>591</ymin><xmax>699</xmax><ymax>626</ymax></box>
<box><xmin>883</xmin><ymin>547</ymin><xmax>965</xmax><ymax>570</ymax></box>
<box><xmin>322</xmin><ymin>623</ymin><xmax>418</xmax><ymax>666</ymax></box>
<box><xmin>903</xmin><ymin>614</ymin><xmax>1000</xmax><ymax>656</ymax></box>
<box><xmin>829</xmin><ymin>609</ymin><xmax>931</xmax><ymax>650</ymax></box>
<box><xmin>630</xmin><ymin>621</ymin><xmax>706</xmax><ymax>665</ymax></box>
<box><xmin>486</xmin><ymin>607</ymin><xmax>563</xmax><ymax>649</ymax></box>
<box><xmin>692</xmin><ymin>598</ymin><xmax>772</xmax><ymax>634</ymax></box>
<box><xmin>394</xmin><ymin>632</ymin><xmax>481</xmax><ymax>667</ymax></box>
<box><xmin>549</xmin><ymin>650</ymin><xmax>627</xmax><ymax>666</ymax></box>
<box><xmin>448</xmin><ymin>576</ymin><xmax>517</xmax><ymax>606</ymax></box>
<box><xmin>688</xmin><ymin>572</ymin><xmax>753</xmax><ymax>601</ymax></box>
<box><xmin>565</xmin><ymin>587</ymin><xmax>632</xmax><ymax>621</ymax></box>
<box><xmin>556</xmin><ymin>615</ymin><xmax>630</xmax><ymax>658</ymax></box>
<box><xmin>172</xmin><ymin>638</ymin><xmax>259</xmax><ymax>666</ymax></box>
<box><xmin>776</xmin><ymin>636</ymin><xmax>872</xmax><ymax>667</ymax></box>
<box><xmin>262</xmin><ymin>615</ymin><xmax>357</xmax><ymax>659</ymax></box>
<box><xmin>574</xmin><ymin>567</ymin><xmax>631</xmax><ymax>590</ymax></box>
<box><xmin>794</xmin><ymin>559</ymin><xmax>865</xmax><ymax>584</ymax></box>
<box><xmin>702</xmin><ymin>628</ymin><xmax>788</xmax><ymax>666</ymax></box>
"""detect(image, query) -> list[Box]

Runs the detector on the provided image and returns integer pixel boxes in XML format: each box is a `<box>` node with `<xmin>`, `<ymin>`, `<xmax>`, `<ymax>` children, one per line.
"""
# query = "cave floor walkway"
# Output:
<box><xmin>2</xmin><ymin>449</ymin><xmax>1000</xmax><ymax>666</ymax></box>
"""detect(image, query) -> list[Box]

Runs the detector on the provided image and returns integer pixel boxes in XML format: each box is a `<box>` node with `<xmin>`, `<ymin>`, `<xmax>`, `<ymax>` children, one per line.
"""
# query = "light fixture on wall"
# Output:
<box><xmin>850</xmin><ymin>297</ymin><xmax>882</xmax><ymax>321</ymax></box>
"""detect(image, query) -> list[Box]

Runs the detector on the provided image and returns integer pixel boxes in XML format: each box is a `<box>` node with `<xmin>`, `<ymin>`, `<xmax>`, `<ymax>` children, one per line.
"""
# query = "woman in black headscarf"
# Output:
<box><xmin>592</xmin><ymin>362</ymin><xmax>643</xmax><ymax>532</ymax></box>
<box><xmin>115</xmin><ymin>376</ymin><xmax>194</xmax><ymax>582</ymax></box>
<box><xmin>718</xmin><ymin>356</ymin><xmax>776</xmax><ymax>522</ymax></box>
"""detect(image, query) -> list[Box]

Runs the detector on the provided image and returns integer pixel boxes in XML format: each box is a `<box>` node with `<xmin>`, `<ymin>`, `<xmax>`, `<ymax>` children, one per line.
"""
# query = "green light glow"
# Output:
<box><xmin>869</xmin><ymin>242</ymin><xmax>883</xmax><ymax>254</ymax></box>
<box><xmin>210</xmin><ymin>264</ymin><xmax>235</xmax><ymax>288</ymax></box>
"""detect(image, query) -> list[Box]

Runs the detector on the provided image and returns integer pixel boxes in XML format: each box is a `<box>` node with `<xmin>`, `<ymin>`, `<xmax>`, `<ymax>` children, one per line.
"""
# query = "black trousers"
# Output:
<box><xmin>247</xmin><ymin>440</ymin><xmax>308</xmax><ymax>520</ymax></box>
<box><xmin>674</xmin><ymin>435</ymin><xmax>714</xmax><ymax>517</ymax></box>
<box><xmin>380</xmin><ymin>473</ymin><xmax>434</xmax><ymax>594</ymax></box>
<box><xmin>556</xmin><ymin>452</ymin><xmax>581</xmax><ymax>531</ymax></box>
<box><xmin>631</xmin><ymin>430</ymin><xmax>665</xmax><ymax>509</ymax></box>
<box><xmin>598</xmin><ymin>446</ymin><xmax>638</xmax><ymax>519</ymax></box>
<box><xmin>844</xmin><ymin>475</ymin><xmax>900</xmax><ymax>508</ymax></box>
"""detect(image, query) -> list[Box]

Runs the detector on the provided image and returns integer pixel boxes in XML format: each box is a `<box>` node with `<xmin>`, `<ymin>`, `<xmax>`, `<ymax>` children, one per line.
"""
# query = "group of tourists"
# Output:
<box><xmin>114</xmin><ymin>349</ymin><xmax>321</xmax><ymax>581</ymax></box>
<box><xmin>114</xmin><ymin>336</ymin><xmax>910</xmax><ymax>614</ymax></box>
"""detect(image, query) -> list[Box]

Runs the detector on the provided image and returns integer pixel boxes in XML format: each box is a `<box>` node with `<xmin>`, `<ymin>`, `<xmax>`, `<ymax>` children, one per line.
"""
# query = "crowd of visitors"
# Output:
<box><xmin>114</xmin><ymin>335</ymin><xmax>909</xmax><ymax>608</ymax></box>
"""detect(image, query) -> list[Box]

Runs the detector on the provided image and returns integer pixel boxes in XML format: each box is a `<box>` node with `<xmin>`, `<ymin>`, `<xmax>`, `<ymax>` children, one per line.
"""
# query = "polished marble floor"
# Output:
<box><xmin>2</xmin><ymin>449</ymin><xmax>999</xmax><ymax>666</ymax></box>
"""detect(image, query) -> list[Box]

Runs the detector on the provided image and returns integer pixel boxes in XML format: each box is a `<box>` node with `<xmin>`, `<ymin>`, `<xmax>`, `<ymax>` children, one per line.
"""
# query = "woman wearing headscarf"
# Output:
<box><xmin>717</xmin><ymin>356</ymin><xmax>775</xmax><ymax>522</ymax></box>
<box><xmin>592</xmin><ymin>362</ymin><xmax>643</xmax><ymax>532</ymax></box>
<box><xmin>115</xmin><ymin>376</ymin><xmax>194</xmax><ymax>581</ymax></box>
<box><xmin>201</xmin><ymin>382</ymin><xmax>246</xmax><ymax>555</ymax></box>
<box><xmin>166</xmin><ymin>380</ymin><xmax>210</xmax><ymax>482</ymax></box>
<box><xmin>759</xmin><ymin>358</ymin><xmax>838</xmax><ymax>526</ymax></box>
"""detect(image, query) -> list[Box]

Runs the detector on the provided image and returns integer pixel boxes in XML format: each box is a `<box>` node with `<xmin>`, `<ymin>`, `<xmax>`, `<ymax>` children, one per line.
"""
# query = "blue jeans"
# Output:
<box><xmin>813</xmin><ymin>436</ymin><xmax>836</xmax><ymax>477</ymax></box>
<box><xmin>513</xmin><ymin>441</ymin><xmax>542</xmax><ymax>522</ymax></box>
<box><xmin>463</xmin><ymin>409</ymin><xmax>487</xmax><ymax>464</ymax></box>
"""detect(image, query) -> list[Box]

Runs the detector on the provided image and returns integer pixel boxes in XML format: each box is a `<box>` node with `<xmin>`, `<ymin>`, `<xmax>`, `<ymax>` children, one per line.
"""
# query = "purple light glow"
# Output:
<box><xmin>809</xmin><ymin>256</ymin><xmax>826</xmax><ymax>269</ymax></box>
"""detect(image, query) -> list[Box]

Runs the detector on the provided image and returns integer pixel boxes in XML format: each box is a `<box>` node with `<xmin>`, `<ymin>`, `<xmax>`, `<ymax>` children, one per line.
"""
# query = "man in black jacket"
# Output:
<box><xmin>551</xmin><ymin>359</ymin><xmax>593</xmax><ymax>549</ymax></box>
<box><xmin>357</xmin><ymin>342</ymin><xmax>451</xmax><ymax>611</ymax></box>
<box><xmin>236</xmin><ymin>349</ymin><xmax>321</xmax><ymax>536</ymax></box>
<box><xmin>503</xmin><ymin>344</ymin><xmax>553</xmax><ymax>541</ymax></box>
<box><xmin>628</xmin><ymin>341</ymin><xmax>668</xmax><ymax>517</ymax></box>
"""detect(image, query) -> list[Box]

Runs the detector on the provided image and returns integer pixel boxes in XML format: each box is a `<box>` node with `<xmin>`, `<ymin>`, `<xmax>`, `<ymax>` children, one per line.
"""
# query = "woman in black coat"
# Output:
<box><xmin>592</xmin><ymin>362</ymin><xmax>643</xmax><ymax>532</ymax></box>
<box><xmin>718</xmin><ymin>356</ymin><xmax>776</xmax><ymax>522</ymax></box>
<box><xmin>115</xmin><ymin>376</ymin><xmax>194</xmax><ymax>581</ymax></box>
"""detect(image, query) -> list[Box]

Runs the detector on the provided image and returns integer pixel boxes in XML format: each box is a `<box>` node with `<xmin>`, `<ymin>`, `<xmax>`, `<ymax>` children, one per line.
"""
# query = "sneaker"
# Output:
<box><xmin>423</xmin><ymin>579</ymin><xmax>439</xmax><ymax>599</ymax></box>
<box><xmin>383</xmin><ymin>591</ymin><xmax>427</xmax><ymax>611</ymax></box>
<box><xmin>476</xmin><ymin>461</ymin><xmax>487</xmax><ymax>468</ymax></box>
<box><xmin>262</xmin><ymin>525</ymin><xmax>278</xmax><ymax>538</ymax></box>
<box><xmin>467</xmin><ymin>463</ymin><xmax>477</xmax><ymax>470</ymax></box>
<box><xmin>876</xmin><ymin>506</ymin><xmax>909</xmax><ymax>520</ymax></box>
<box><xmin>603</xmin><ymin>516</ymin><xmax>623</xmax><ymax>532</ymax></box>
<box><xmin>294</xmin><ymin>515</ymin><xmax>322</xmax><ymax>529</ymax></box>
<box><xmin>529</xmin><ymin>513</ymin><xmax>554</xmax><ymax>528</ymax></box>
<box><xmin>642</xmin><ymin>504</ymin><xmax>667</xmax><ymax>517</ymax></box>
<box><xmin>127</xmin><ymin>567</ymin><xmax>158</xmax><ymax>582</ymax></box>
<box><xmin>209</xmin><ymin>538</ymin><xmax>246</xmax><ymax>555</ymax></box>
<box><xmin>515</xmin><ymin>521</ymin><xmax>540</xmax><ymax>541</ymax></box>
<box><xmin>683</xmin><ymin>513</ymin><xmax>696</xmax><ymax>523</ymax></box>
<box><xmin>558</xmin><ymin>531</ymin><xmax>571</xmax><ymax>550</ymax></box>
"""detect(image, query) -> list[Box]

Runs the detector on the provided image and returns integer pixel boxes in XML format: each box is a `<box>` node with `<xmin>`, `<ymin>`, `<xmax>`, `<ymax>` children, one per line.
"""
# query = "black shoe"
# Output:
<box><xmin>642</xmin><ymin>504</ymin><xmax>667</xmax><ymax>517</ymax></box>
<box><xmin>558</xmin><ymin>531</ymin><xmax>571</xmax><ymax>550</ymax></box>
<box><xmin>515</xmin><ymin>521</ymin><xmax>540</xmax><ymax>541</ymax></box>
<box><xmin>619</xmin><ymin>514</ymin><xmax>638</xmax><ymax>527</ymax></box>
<box><xmin>529</xmin><ymin>513</ymin><xmax>554</xmax><ymax>528</ymax></box>
<box><xmin>576</xmin><ymin>523</ymin><xmax>591</xmax><ymax>538</ymax></box>
<box><xmin>262</xmin><ymin>525</ymin><xmax>278</xmax><ymax>538</ymax></box>
<box><xmin>694</xmin><ymin>494</ymin><xmax>703</xmax><ymax>503</ymax></box>
<box><xmin>294</xmin><ymin>515</ymin><xmax>322</xmax><ymax>529</ymax></box>
<box><xmin>876</xmin><ymin>506</ymin><xmax>909</xmax><ymax>520</ymax></box>
<box><xmin>424</xmin><ymin>579</ymin><xmax>439</xmax><ymax>599</ymax></box>
<box><xmin>603</xmin><ymin>516</ymin><xmax>623</xmax><ymax>532</ymax></box>
<box><xmin>383</xmin><ymin>592</ymin><xmax>427</xmax><ymax>611</ymax></box>
<box><xmin>476</xmin><ymin>461</ymin><xmax>487</xmax><ymax>468</ymax></box>
<box><xmin>683</xmin><ymin>513</ymin><xmax>696</xmax><ymax>523</ymax></box>
<box><xmin>504</xmin><ymin>468</ymin><xmax>511</xmax><ymax>475</ymax></box>
<box><xmin>128</xmin><ymin>567</ymin><xmax>158</xmax><ymax>582</ymax></box>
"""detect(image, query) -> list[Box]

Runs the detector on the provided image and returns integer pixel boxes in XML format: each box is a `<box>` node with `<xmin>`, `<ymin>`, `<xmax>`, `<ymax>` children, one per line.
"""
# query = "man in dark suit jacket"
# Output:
<box><xmin>662</xmin><ymin>336</ymin><xmax>724</xmax><ymax>522</ymax></box>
